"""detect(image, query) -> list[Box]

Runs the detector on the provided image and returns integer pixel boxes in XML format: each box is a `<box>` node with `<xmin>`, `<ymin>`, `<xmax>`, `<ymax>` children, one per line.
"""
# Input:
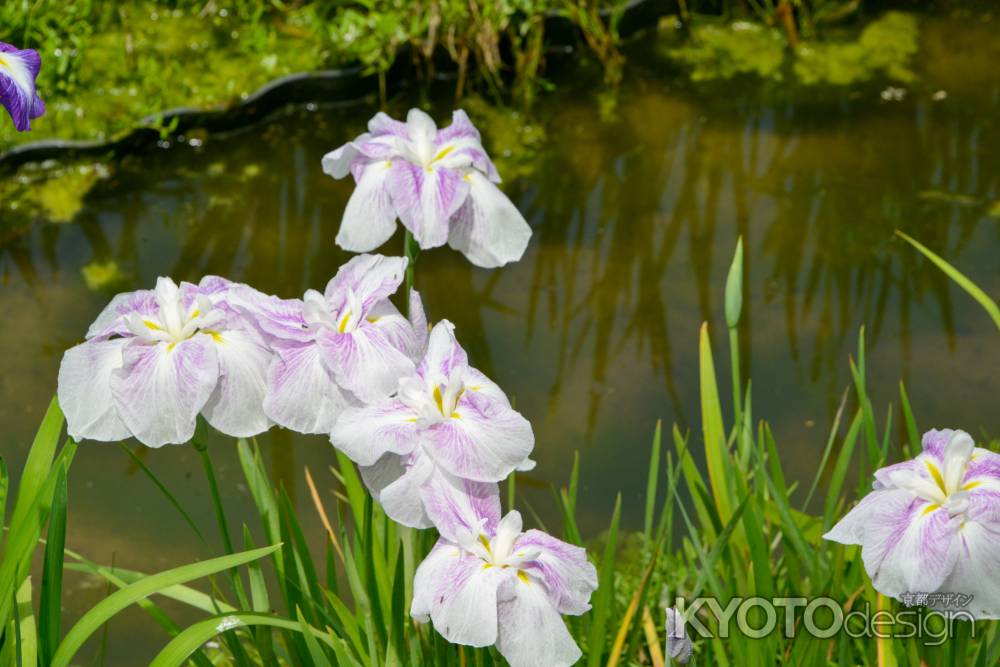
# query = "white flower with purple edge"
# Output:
<box><xmin>58</xmin><ymin>276</ymin><xmax>272</xmax><ymax>447</ymax></box>
<box><xmin>234</xmin><ymin>254</ymin><xmax>427</xmax><ymax>435</ymax></box>
<box><xmin>0</xmin><ymin>42</ymin><xmax>45</xmax><ymax>132</ymax></box>
<box><xmin>330</xmin><ymin>319</ymin><xmax>535</xmax><ymax>529</ymax></box>
<box><xmin>411</xmin><ymin>500</ymin><xmax>598</xmax><ymax>667</ymax></box>
<box><xmin>824</xmin><ymin>429</ymin><xmax>1000</xmax><ymax>619</ymax></box>
<box><xmin>322</xmin><ymin>108</ymin><xmax>532</xmax><ymax>268</ymax></box>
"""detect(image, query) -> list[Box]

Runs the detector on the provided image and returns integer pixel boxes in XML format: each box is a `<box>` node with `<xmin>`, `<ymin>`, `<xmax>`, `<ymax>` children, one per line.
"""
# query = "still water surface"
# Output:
<box><xmin>1</xmin><ymin>6</ymin><xmax>998</xmax><ymax>662</ymax></box>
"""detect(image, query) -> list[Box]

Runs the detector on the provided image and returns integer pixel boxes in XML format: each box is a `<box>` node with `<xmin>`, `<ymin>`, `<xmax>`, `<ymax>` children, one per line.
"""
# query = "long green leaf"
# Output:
<box><xmin>643</xmin><ymin>420</ymin><xmax>662</xmax><ymax>539</ymax></box>
<box><xmin>896</xmin><ymin>230</ymin><xmax>1000</xmax><ymax>331</ymax></box>
<box><xmin>0</xmin><ymin>439</ymin><xmax>76</xmax><ymax>631</ymax></box>
<box><xmin>148</xmin><ymin>612</ymin><xmax>339</xmax><ymax>667</ymax></box>
<box><xmin>51</xmin><ymin>545</ymin><xmax>280</xmax><ymax>667</ymax></box>
<box><xmin>118</xmin><ymin>442</ymin><xmax>205</xmax><ymax>543</ymax></box>
<box><xmin>9</xmin><ymin>397</ymin><xmax>63</xmax><ymax>530</ymax></box>
<box><xmin>15</xmin><ymin>577</ymin><xmax>37</xmax><ymax>667</ymax></box>
<box><xmin>699</xmin><ymin>323</ymin><xmax>733</xmax><ymax>525</ymax></box>
<box><xmin>0</xmin><ymin>457</ymin><xmax>8</xmax><ymax>553</ymax></box>
<box><xmin>586</xmin><ymin>493</ymin><xmax>621</xmax><ymax>667</ymax></box>
<box><xmin>297</xmin><ymin>607</ymin><xmax>334</xmax><ymax>666</ymax></box>
<box><xmin>39</xmin><ymin>464</ymin><xmax>68</xmax><ymax>666</ymax></box>
<box><xmin>62</xmin><ymin>561</ymin><xmax>238</xmax><ymax>616</ymax></box>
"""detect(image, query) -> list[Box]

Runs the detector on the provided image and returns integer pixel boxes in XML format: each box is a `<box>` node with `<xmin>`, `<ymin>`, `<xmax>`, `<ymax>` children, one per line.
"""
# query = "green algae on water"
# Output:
<box><xmin>794</xmin><ymin>12</ymin><xmax>919</xmax><ymax>85</ymax></box>
<box><xmin>81</xmin><ymin>260</ymin><xmax>128</xmax><ymax>291</ymax></box>
<box><xmin>662</xmin><ymin>11</ymin><xmax>919</xmax><ymax>86</ymax></box>
<box><xmin>665</xmin><ymin>20</ymin><xmax>787</xmax><ymax>82</ymax></box>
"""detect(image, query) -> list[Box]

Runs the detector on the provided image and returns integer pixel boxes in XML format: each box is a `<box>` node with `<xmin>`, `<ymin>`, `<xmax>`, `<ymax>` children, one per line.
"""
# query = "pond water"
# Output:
<box><xmin>1</xmin><ymin>5</ymin><xmax>999</xmax><ymax>662</ymax></box>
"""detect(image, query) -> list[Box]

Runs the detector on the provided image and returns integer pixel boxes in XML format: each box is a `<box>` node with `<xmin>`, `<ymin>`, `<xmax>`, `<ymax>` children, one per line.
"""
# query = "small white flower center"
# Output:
<box><xmin>891</xmin><ymin>434</ymin><xmax>979</xmax><ymax>517</ymax></box>
<box><xmin>457</xmin><ymin>526</ymin><xmax>539</xmax><ymax>577</ymax></box>
<box><xmin>125</xmin><ymin>278</ymin><xmax>223</xmax><ymax>346</ymax></box>
<box><xmin>303</xmin><ymin>289</ymin><xmax>362</xmax><ymax>334</ymax></box>
<box><xmin>398</xmin><ymin>369</ymin><xmax>466</xmax><ymax>424</ymax></box>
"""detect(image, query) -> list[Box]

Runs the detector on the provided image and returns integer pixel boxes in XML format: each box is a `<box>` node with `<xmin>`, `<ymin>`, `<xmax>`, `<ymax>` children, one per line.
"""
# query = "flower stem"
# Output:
<box><xmin>191</xmin><ymin>421</ymin><xmax>252</xmax><ymax>617</ymax></box>
<box><xmin>192</xmin><ymin>419</ymin><xmax>234</xmax><ymax>556</ymax></box>
<box><xmin>403</xmin><ymin>228</ymin><xmax>420</xmax><ymax>316</ymax></box>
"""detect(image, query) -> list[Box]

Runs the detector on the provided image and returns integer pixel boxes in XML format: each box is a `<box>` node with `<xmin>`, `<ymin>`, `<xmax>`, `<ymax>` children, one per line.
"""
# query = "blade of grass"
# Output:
<box><xmin>896</xmin><ymin>230</ymin><xmax>1000</xmax><ymax>331</ymax></box>
<box><xmin>305</xmin><ymin>466</ymin><xmax>345</xmax><ymax>563</ymax></box>
<box><xmin>9</xmin><ymin>397</ymin><xmax>63</xmax><ymax>531</ymax></box>
<box><xmin>606</xmin><ymin>540</ymin><xmax>661</xmax><ymax>667</ymax></box>
<box><xmin>641</xmin><ymin>607</ymin><xmax>664</xmax><ymax>667</ymax></box>
<box><xmin>0</xmin><ymin>457</ymin><xmax>8</xmax><ymax>552</ymax></box>
<box><xmin>898</xmin><ymin>381</ymin><xmax>920</xmax><ymax>456</ymax></box>
<box><xmin>802</xmin><ymin>388</ymin><xmax>848</xmax><ymax>511</ymax></box>
<box><xmin>297</xmin><ymin>607</ymin><xmax>334</xmax><ymax>666</ymax></box>
<box><xmin>39</xmin><ymin>464</ymin><xmax>67</xmax><ymax>666</ymax></box>
<box><xmin>822</xmin><ymin>412</ymin><xmax>863</xmax><ymax>531</ymax></box>
<box><xmin>118</xmin><ymin>442</ymin><xmax>205</xmax><ymax>543</ymax></box>
<box><xmin>644</xmin><ymin>420</ymin><xmax>662</xmax><ymax>540</ymax></box>
<box><xmin>148</xmin><ymin>612</ymin><xmax>341</xmax><ymax>667</ymax></box>
<box><xmin>51</xmin><ymin>545</ymin><xmax>281</xmax><ymax>667</ymax></box>
<box><xmin>586</xmin><ymin>493</ymin><xmax>621</xmax><ymax>667</ymax></box>
<box><xmin>15</xmin><ymin>577</ymin><xmax>36</xmax><ymax>667</ymax></box>
<box><xmin>699</xmin><ymin>323</ymin><xmax>734</xmax><ymax>526</ymax></box>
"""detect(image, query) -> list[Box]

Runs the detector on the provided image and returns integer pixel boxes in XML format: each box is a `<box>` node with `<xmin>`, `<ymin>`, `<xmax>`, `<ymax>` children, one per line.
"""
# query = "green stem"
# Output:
<box><xmin>403</xmin><ymin>229</ymin><xmax>420</xmax><ymax>316</ymax></box>
<box><xmin>192</xmin><ymin>421</ymin><xmax>234</xmax><ymax>556</ymax></box>
<box><xmin>728</xmin><ymin>327</ymin><xmax>746</xmax><ymax>463</ymax></box>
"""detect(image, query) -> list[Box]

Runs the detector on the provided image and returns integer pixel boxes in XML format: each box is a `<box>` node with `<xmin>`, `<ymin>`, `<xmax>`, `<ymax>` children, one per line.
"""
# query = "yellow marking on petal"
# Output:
<box><xmin>926</xmin><ymin>461</ymin><xmax>947</xmax><ymax>494</ymax></box>
<box><xmin>385</xmin><ymin>160</ymin><xmax>392</xmax><ymax>168</ymax></box>
<box><xmin>478</xmin><ymin>535</ymin><xmax>492</xmax><ymax>554</ymax></box>
<box><xmin>434</xmin><ymin>386</ymin><xmax>444</xmax><ymax>415</ymax></box>
<box><xmin>0</xmin><ymin>56</ymin><xmax>8</xmax><ymax>71</ymax></box>
<box><xmin>517</xmin><ymin>571</ymin><xmax>530</xmax><ymax>584</ymax></box>
<box><xmin>204</xmin><ymin>330</ymin><xmax>224</xmax><ymax>343</ymax></box>
<box><xmin>451</xmin><ymin>412</ymin><xmax>461</xmax><ymax>419</ymax></box>
<box><xmin>467</xmin><ymin>385</ymin><xmax>481</xmax><ymax>392</ymax></box>
<box><xmin>433</xmin><ymin>145</ymin><xmax>455</xmax><ymax>162</ymax></box>
<box><xmin>922</xmin><ymin>503</ymin><xmax>940</xmax><ymax>515</ymax></box>
<box><xmin>366</xmin><ymin>316</ymin><xmax>380</xmax><ymax>324</ymax></box>
<box><xmin>167</xmin><ymin>341</ymin><xmax>177</xmax><ymax>351</ymax></box>
<box><xmin>405</xmin><ymin>417</ymin><xmax>418</xmax><ymax>423</ymax></box>
<box><xmin>482</xmin><ymin>563</ymin><xmax>493</xmax><ymax>570</ymax></box>
<box><xmin>963</xmin><ymin>481</ymin><xmax>982</xmax><ymax>491</ymax></box>
<box><xmin>190</xmin><ymin>308</ymin><xmax>200</xmax><ymax>318</ymax></box>
<box><xmin>143</xmin><ymin>320</ymin><xmax>162</xmax><ymax>331</ymax></box>
<box><xmin>462</xmin><ymin>173</ymin><xmax>472</xmax><ymax>182</ymax></box>
<box><xmin>338</xmin><ymin>311</ymin><xmax>352</xmax><ymax>333</ymax></box>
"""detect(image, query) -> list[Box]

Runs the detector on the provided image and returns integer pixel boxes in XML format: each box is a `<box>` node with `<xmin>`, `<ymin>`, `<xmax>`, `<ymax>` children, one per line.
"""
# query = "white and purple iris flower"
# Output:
<box><xmin>411</xmin><ymin>503</ymin><xmax>598</xmax><ymax>667</ymax></box>
<box><xmin>824</xmin><ymin>429</ymin><xmax>1000</xmax><ymax>618</ymax></box>
<box><xmin>330</xmin><ymin>319</ymin><xmax>534</xmax><ymax>529</ymax></box>
<box><xmin>236</xmin><ymin>254</ymin><xmax>426</xmax><ymax>435</ymax></box>
<box><xmin>322</xmin><ymin>108</ymin><xmax>532</xmax><ymax>268</ymax></box>
<box><xmin>58</xmin><ymin>276</ymin><xmax>272</xmax><ymax>447</ymax></box>
<box><xmin>0</xmin><ymin>42</ymin><xmax>45</xmax><ymax>132</ymax></box>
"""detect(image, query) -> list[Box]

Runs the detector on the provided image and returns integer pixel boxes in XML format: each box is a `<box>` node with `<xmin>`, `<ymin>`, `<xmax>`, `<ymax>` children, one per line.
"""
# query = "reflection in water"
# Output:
<box><xmin>1</xmin><ymin>7</ymin><xmax>999</xmax><ymax>662</ymax></box>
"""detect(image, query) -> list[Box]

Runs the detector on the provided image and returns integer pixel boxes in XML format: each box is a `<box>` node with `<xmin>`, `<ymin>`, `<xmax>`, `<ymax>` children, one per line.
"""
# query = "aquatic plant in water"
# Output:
<box><xmin>323</xmin><ymin>108</ymin><xmax>532</xmax><ymax>268</ymax></box>
<box><xmin>824</xmin><ymin>429</ymin><xmax>1000</xmax><ymax>619</ymax></box>
<box><xmin>0</xmin><ymin>41</ymin><xmax>44</xmax><ymax>131</ymax></box>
